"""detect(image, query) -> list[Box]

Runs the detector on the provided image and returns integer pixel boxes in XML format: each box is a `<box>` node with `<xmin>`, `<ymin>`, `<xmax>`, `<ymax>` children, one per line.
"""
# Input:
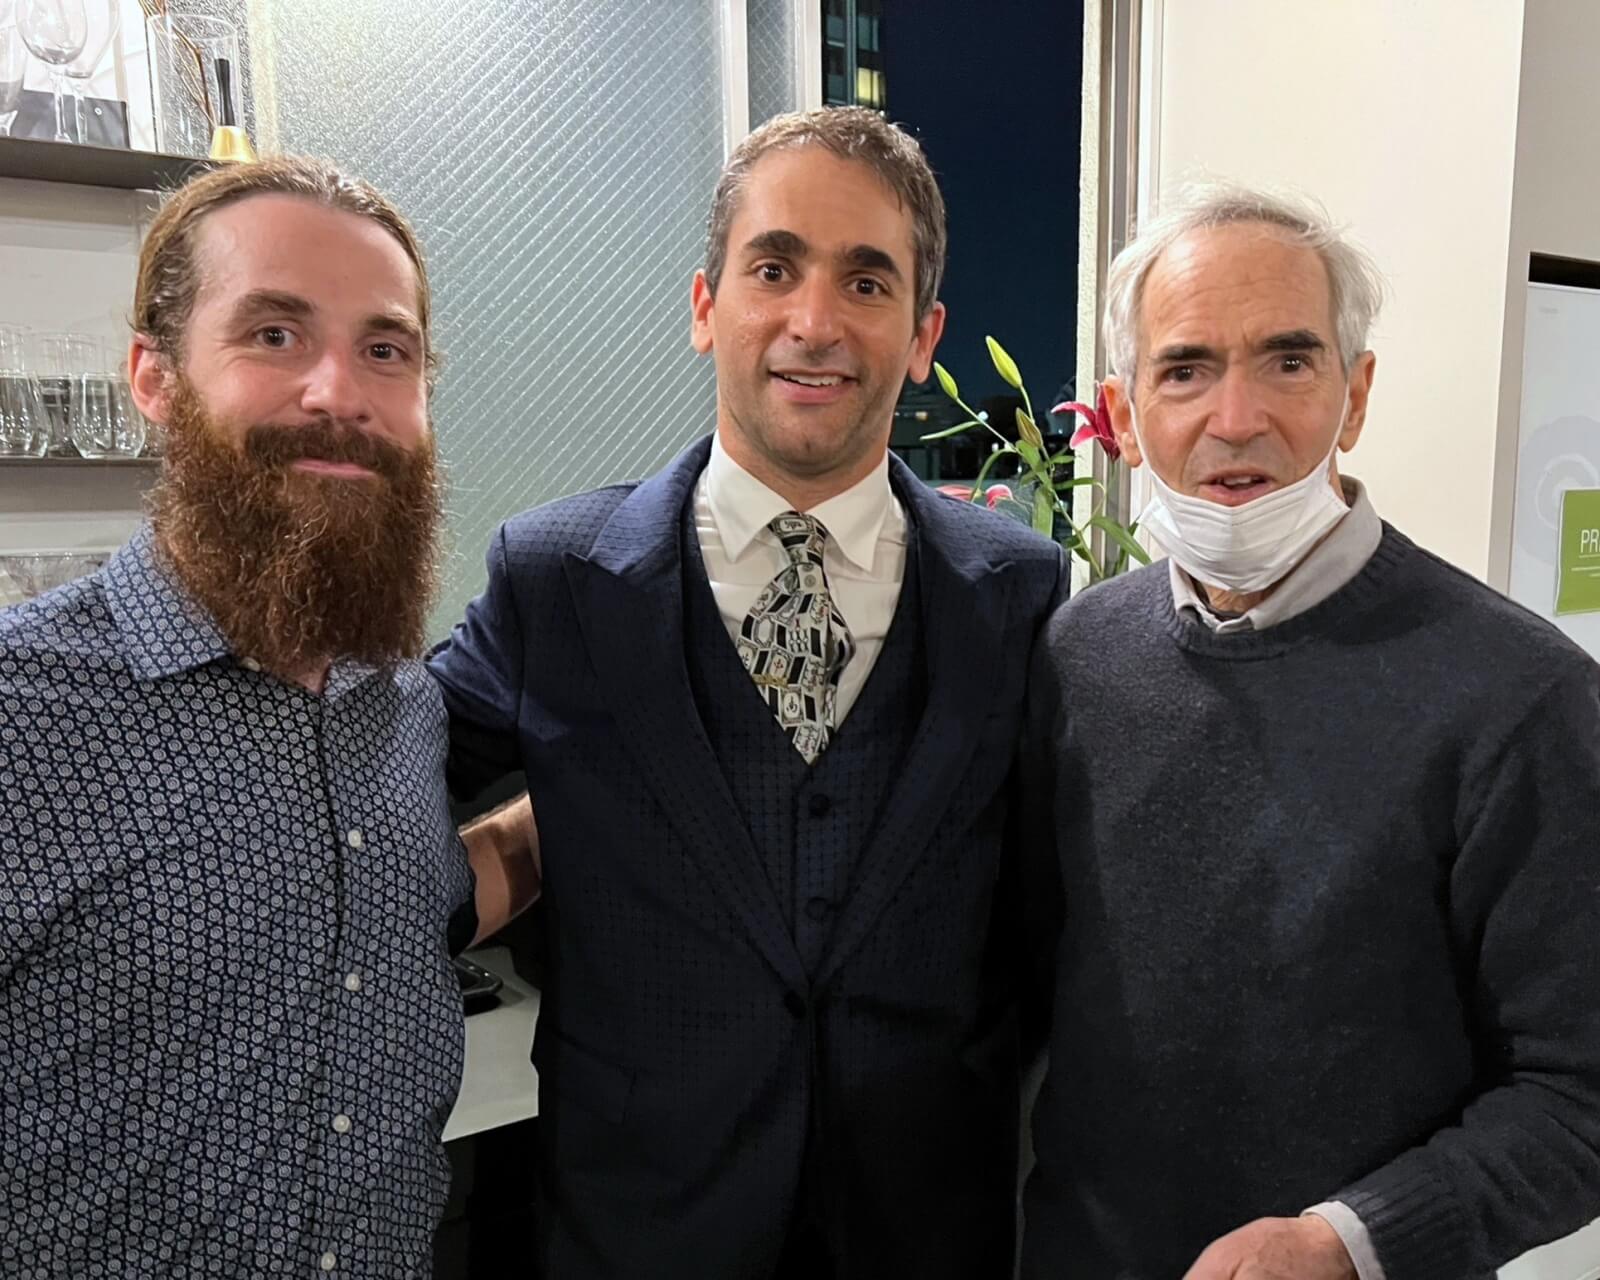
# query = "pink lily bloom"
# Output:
<box><xmin>1051</xmin><ymin>383</ymin><xmax>1121</xmax><ymax>461</ymax></box>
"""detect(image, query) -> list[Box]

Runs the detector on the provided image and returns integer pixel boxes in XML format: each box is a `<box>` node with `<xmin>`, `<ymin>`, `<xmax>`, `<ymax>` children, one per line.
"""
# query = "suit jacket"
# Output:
<box><xmin>428</xmin><ymin>436</ymin><xmax>1065</xmax><ymax>1278</ymax></box>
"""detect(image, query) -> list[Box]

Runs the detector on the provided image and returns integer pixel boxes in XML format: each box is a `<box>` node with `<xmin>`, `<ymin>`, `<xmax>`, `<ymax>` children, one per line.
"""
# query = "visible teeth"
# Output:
<box><xmin>779</xmin><ymin>373</ymin><xmax>844</xmax><ymax>387</ymax></box>
<box><xmin>1220</xmin><ymin>476</ymin><xmax>1261</xmax><ymax>487</ymax></box>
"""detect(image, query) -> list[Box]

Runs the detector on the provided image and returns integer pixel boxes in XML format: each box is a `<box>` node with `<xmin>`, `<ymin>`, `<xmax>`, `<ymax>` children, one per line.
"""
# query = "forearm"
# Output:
<box><xmin>461</xmin><ymin>792</ymin><xmax>540</xmax><ymax>946</ymax></box>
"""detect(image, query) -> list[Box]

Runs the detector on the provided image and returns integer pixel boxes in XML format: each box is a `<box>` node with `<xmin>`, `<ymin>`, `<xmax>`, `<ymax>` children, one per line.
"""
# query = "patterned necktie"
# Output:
<box><xmin>737</xmin><ymin>512</ymin><xmax>857</xmax><ymax>764</ymax></box>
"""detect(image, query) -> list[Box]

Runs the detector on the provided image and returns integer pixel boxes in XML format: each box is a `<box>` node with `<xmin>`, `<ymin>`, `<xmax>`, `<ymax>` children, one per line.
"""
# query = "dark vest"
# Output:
<box><xmin>680</xmin><ymin>500</ymin><xmax>927</xmax><ymax>975</ymax></box>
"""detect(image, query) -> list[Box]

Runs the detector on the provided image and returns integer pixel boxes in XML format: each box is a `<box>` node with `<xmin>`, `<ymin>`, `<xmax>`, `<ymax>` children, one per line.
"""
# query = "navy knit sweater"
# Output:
<box><xmin>1020</xmin><ymin>525</ymin><xmax>1600</xmax><ymax>1280</ymax></box>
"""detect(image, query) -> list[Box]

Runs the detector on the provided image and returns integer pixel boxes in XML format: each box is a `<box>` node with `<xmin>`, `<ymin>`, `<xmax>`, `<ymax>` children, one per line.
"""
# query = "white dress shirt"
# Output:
<box><xmin>693</xmin><ymin>432</ymin><xmax>907</xmax><ymax>726</ymax></box>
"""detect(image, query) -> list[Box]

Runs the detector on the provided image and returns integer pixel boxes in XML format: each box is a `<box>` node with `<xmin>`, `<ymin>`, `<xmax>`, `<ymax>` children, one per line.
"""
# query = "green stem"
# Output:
<box><xmin>1051</xmin><ymin>491</ymin><xmax>1103</xmax><ymax>580</ymax></box>
<box><xmin>950</xmin><ymin>390</ymin><xmax>1010</xmax><ymax>449</ymax></box>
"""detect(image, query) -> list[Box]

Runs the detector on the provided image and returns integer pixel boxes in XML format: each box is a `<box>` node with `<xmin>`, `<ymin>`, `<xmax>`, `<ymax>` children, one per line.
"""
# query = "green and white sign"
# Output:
<box><xmin>1556</xmin><ymin>488</ymin><xmax>1600</xmax><ymax>616</ymax></box>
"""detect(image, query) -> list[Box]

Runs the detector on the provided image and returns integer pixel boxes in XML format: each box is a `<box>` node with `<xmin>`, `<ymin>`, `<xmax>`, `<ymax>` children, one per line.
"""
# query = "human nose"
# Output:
<box><xmin>785</xmin><ymin>273</ymin><xmax>845</xmax><ymax>351</ymax></box>
<box><xmin>1203</xmin><ymin>366</ymin><xmax>1270</xmax><ymax>447</ymax></box>
<box><xmin>298</xmin><ymin>348</ymin><xmax>372</xmax><ymax>424</ymax></box>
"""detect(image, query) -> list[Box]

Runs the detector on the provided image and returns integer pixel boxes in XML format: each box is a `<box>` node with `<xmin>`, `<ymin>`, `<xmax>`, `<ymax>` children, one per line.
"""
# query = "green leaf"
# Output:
<box><xmin>1015</xmin><ymin>438</ymin><xmax>1043</xmax><ymax>472</ymax></box>
<box><xmin>934</xmin><ymin>362</ymin><xmax>960</xmax><ymax>401</ymax></box>
<box><xmin>1015</xmin><ymin>408</ymin><xmax>1044</xmax><ymax>449</ymax></box>
<box><xmin>985</xmin><ymin>336</ymin><xmax>1023</xmax><ymax>391</ymax></box>
<box><xmin>1032</xmin><ymin>484</ymin><xmax>1055</xmax><ymax>536</ymax></box>
<box><xmin>1089</xmin><ymin>514</ymin><xmax>1152</xmax><ymax>567</ymax></box>
<box><xmin>918</xmin><ymin>417</ymin><xmax>983</xmax><ymax>441</ymax></box>
<box><xmin>1052</xmin><ymin>474</ymin><xmax>1103</xmax><ymax>490</ymax></box>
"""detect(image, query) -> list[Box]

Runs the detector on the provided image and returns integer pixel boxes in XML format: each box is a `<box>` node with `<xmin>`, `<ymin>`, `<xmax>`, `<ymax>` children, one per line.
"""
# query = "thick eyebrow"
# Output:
<box><xmin>1151</xmin><ymin>342</ymin><xmax>1217</xmax><ymax>365</ymax></box>
<box><xmin>365</xmin><ymin>306</ymin><xmax>424</xmax><ymax>345</ymax></box>
<box><xmin>840</xmin><ymin>243</ymin><xmax>903</xmax><ymax>281</ymax></box>
<box><xmin>225</xmin><ymin>290</ymin><xmax>421</xmax><ymax>346</ymax></box>
<box><xmin>743</xmin><ymin>229</ymin><xmax>809</xmax><ymax>260</ymax></box>
<box><xmin>226</xmin><ymin>289</ymin><xmax>313</xmax><ymax>327</ymax></box>
<box><xmin>1259</xmin><ymin>328</ymin><xmax>1327</xmax><ymax>354</ymax></box>
<box><xmin>1150</xmin><ymin>330</ymin><xmax>1329</xmax><ymax>366</ymax></box>
<box><xmin>740</xmin><ymin>231</ymin><xmax>905</xmax><ymax>283</ymax></box>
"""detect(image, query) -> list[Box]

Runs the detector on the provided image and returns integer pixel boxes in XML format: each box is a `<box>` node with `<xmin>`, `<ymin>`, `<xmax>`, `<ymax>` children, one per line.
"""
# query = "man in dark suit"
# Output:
<box><xmin>428</xmin><ymin>106</ymin><xmax>1064</xmax><ymax>1278</ymax></box>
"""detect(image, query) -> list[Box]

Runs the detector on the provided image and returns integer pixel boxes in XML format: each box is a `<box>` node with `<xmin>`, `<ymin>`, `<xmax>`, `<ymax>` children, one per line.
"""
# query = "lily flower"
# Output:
<box><xmin>1052</xmin><ymin>384</ymin><xmax>1120</xmax><ymax>461</ymax></box>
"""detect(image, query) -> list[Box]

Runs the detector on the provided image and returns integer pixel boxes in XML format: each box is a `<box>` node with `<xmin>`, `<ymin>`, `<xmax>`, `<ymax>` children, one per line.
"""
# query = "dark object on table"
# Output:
<box><xmin>11</xmin><ymin>89</ymin><xmax>130</xmax><ymax>148</ymax></box>
<box><xmin>453</xmin><ymin>955</ymin><xmax>502</xmax><ymax>1015</ymax></box>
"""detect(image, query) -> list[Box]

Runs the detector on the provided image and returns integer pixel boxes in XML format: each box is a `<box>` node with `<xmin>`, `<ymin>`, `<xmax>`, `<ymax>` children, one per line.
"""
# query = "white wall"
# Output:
<box><xmin>1146</xmin><ymin>0</ymin><xmax>1524</xmax><ymax>580</ymax></box>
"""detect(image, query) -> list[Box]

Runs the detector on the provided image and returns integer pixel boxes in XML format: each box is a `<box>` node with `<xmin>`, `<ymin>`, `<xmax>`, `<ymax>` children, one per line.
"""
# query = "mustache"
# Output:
<box><xmin>242</xmin><ymin>419</ymin><xmax>415</xmax><ymax>480</ymax></box>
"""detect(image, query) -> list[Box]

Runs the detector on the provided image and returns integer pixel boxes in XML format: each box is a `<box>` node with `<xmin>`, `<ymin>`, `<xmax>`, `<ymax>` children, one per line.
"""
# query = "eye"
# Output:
<box><xmin>1161</xmin><ymin>364</ymin><xmax>1196</xmax><ymax>383</ymax></box>
<box><xmin>1279</xmin><ymin>354</ymin><xmax>1309</xmax><ymax>373</ymax></box>
<box><xmin>369</xmin><ymin>342</ymin><xmax>406</xmax><ymax>362</ymax></box>
<box><xmin>256</xmin><ymin>326</ymin><xmax>295</xmax><ymax>349</ymax></box>
<box><xmin>757</xmin><ymin>263</ymin><xmax>786</xmax><ymax>283</ymax></box>
<box><xmin>852</xmin><ymin>277</ymin><xmax>885</xmax><ymax>297</ymax></box>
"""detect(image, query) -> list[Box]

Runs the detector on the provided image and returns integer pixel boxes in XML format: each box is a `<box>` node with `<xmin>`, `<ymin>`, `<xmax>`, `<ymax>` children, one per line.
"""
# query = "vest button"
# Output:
<box><xmin>807</xmin><ymin>793</ymin><xmax>832</xmax><ymax>817</ymax></box>
<box><xmin>783</xmin><ymin>991</ymin><xmax>808</xmax><ymax>1019</ymax></box>
<box><xmin>805</xmin><ymin>897</ymin><xmax>831</xmax><ymax>922</ymax></box>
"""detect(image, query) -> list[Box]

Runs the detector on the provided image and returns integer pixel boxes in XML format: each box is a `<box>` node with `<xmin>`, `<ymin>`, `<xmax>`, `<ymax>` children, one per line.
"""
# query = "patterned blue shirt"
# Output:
<box><xmin>0</xmin><ymin>525</ymin><xmax>472</xmax><ymax>1278</ymax></box>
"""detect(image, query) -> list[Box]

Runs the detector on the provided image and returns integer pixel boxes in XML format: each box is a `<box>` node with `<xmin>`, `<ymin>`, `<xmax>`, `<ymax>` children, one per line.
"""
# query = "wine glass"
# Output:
<box><xmin>59</xmin><ymin>0</ymin><xmax>116</xmax><ymax>145</ymax></box>
<box><xmin>16</xmin><ymin>0</ymin><xmax>86</xmax><ymax>144</ymax></box>
<box><xmin>0</xmin><ymin>25</ymin><xmax>26</xmax><ymax>139</ymax></box>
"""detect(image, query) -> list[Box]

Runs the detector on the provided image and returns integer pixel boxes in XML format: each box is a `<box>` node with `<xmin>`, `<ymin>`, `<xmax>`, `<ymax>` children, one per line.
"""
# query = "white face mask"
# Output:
<box><xmin>1134</xmin><ymin>397</ymin><xmax>1352</xmax><ymax>594</ymax></box>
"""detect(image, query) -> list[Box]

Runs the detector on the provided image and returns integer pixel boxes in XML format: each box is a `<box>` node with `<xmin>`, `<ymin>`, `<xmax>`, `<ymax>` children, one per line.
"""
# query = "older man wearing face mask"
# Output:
<box><xmin>1019</xmin><ymin>184</ymin><xmax>1600</xmax><ymax>1280</ymax></box>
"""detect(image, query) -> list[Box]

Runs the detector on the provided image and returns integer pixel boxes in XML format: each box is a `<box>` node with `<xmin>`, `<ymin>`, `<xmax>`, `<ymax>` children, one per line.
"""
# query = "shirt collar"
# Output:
<box><xmin>101</xmin><ymin>523</ymin><xmax>234</xmax><ymax>681</ymax></box>
<box><xmin>705</xmin><ymin>431</ymin><xmax>896</xmax><ymax>572</ymax></box>
<box><xmin>1172</xmin><ymin>476</ymin><xmax>1383</xmax><ymax>633</ymax></box>
<box><xmin>100</xmin><ymin>523</ymin><xmax>386</xmax><ymax>691</ymax></box>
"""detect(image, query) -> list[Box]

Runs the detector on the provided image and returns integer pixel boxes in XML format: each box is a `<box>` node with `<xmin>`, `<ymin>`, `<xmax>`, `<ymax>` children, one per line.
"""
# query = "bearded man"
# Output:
<box><xmin>0</xmin><ymin>157</ymin><xmax>536</xmax><ymax>1278</ymax></box>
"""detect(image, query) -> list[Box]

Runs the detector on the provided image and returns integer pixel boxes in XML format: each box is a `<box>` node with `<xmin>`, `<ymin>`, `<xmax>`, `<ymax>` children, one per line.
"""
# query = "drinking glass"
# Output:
<box><xmin>0</xmin><ymin>326</ymin><xmax>48</xmax><ymax>457</ymax></box>
<box><xmin>70</xmin><ymin>338</ymin><xmax>144</xmax><ymax>458</ymax></box>
<box><xmin>0</xmin><ymin>25</ymin><xmax>26</xmax><ymax>138</ymax></box>
<box><xmin>146</xmin><ymin>13</ymin><xmax>239</xmax><ymax>157</ymax></box>
<box><xmin>33</xmin><ymin>330</ymin><xmax>80</xmax><ymax>456</ymax></box>
<box><xmin>59</xmin><ymin>0</ymin><xmax>117</xmax><ymax>144</ymax></box>
<box><xmin>16</xmin><ymin>0</ymin><xmax>87</xmax><ymax>144</ymax></box>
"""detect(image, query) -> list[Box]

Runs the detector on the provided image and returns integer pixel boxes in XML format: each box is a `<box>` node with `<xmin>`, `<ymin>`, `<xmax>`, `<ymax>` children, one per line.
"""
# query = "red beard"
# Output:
<box><xmin>148</xmin><ymin>376</ymin><xmax>444</xmax><ymax>676</ymax></box>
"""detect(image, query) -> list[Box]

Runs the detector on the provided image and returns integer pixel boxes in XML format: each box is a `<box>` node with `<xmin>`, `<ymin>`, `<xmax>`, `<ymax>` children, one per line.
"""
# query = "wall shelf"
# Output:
<box><xmin>0</xmin><ymin>456</ymin><xmax>161</xmax><ymax>468</ymax></box>
<box><xmin>0</xmin><ymin>137</ymin><xmax>212</xmax><ymax>192</ymax></box>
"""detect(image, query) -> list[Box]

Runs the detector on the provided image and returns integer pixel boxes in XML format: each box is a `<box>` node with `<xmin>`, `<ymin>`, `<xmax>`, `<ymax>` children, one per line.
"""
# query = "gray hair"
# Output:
<box><xmin>1103</xmin><ymin>181</ymin><xmax>1386</xmax><ymax>379</ymax></box>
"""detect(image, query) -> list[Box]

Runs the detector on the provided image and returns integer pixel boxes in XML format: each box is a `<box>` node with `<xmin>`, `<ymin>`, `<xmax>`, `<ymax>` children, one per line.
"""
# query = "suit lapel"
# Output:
<box><xmin>817</xmin><ymin>461</ymin><xmax>1012</xmax><ymax>988</ymax></box>
<box><xmin>563</xmin><ymin>437</ymin><xmax>807</xmax><ymax>993</ymax></box>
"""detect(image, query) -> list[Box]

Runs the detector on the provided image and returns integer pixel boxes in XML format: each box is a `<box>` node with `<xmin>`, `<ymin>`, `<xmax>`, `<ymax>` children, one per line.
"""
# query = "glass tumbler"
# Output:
<box><xmin>70</xmin><ymin>337</ymin><xmax>145</xmax><ymax>458</ymax></box>
<box><xmin>0</xmin><ymin>326</ymin><xmax>48</xmax><ymax>458</ymax></box>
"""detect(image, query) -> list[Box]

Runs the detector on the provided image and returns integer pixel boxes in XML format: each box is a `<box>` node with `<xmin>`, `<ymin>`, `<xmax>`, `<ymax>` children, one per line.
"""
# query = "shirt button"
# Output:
<box><xmin>320</xmin><ymin>1252</ymin><xmax>337</xmax><ymax>1272</ymax></box>
<box><xmin>807</xmin><ymin>793</ymin><xmax>832</xmax><ymax>817</ymax></box>
<box><xmin>240</xmin><ymin>657</ymin><xmax>262</xmax><ymax>672</ymax></box>
<box><xmin>343</xmin><ymin>973</ymin><xmax>362</xmax><ymax>993</ymax></box>
<box><xmin>331</xmin><ymin>1114</ymin><xmax>352</xmax><ymax>1134</ymax></box>
<box><xmin>346</xmin><ymin>829</ymin><xmax>364</xmax><ymax>850</ymax></box>
<box><xmin>805</xmin><ymin>897</ymin><xmax>831</xmax><ymax>922</ymax></box>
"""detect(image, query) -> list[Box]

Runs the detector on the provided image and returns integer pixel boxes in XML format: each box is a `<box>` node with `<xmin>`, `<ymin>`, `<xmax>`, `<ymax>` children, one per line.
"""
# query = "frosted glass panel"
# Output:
<box><xmin>748</xmin><ymin>0</ymin><xmax>799</xmax><ymax>126</ymax></box>
<box><xmin>249</xmin><ymin>0</ymin><xmax>731</xmax><ymax>635</ymax></box>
